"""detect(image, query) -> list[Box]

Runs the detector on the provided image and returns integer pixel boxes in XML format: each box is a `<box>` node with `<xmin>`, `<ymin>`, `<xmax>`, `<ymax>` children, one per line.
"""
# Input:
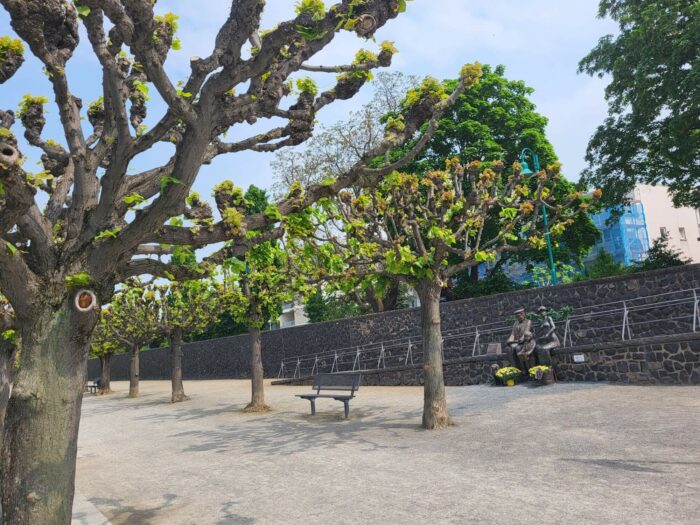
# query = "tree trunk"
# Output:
<box><xmin>2</xmin><ymin>300</ymin><xmax>97</xmax><ymax>524</ymax></box>
<box><xmin>244</xmin><ymin>327</ymin><xmax>270</xmax><ymax>413</ymax></box>
<box><xmin>0</xmin><ymin>344</ymin><xmax>17</xmax><ymax>445</ymax></box>
<box><xmin>98</xmin><ymin>353</ymin><xmax>112</xmax><ymax>395</ymax></box>
<box><xmin>417</xmin><ymin>280</ymin><xmax>451</xmax><ymax>430</ymax></box>
<box><xmin>129</xmin><ymin>344</ymin><xmax>140</xmax><ymax>398</ymax></box>
<box><xmin>470</xmin><ymin>265</ymin><xmax>480</xmax><ymax>284</ymax></box>
<box><xmin>169</xmin><ymin>328</ymin><xmax>188</xmax><ymax>403</ymax></box>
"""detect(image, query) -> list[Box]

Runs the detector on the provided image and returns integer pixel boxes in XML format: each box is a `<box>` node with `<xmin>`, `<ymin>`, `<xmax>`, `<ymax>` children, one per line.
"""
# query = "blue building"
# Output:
<box><xmin>589</xmin><ymin>201</ymin><xmax>651</xmax><ymax>265</ymax></box>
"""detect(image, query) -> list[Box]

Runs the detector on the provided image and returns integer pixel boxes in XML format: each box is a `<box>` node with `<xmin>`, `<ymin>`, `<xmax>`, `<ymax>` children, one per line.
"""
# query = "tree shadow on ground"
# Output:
<box><xmin>560</xmin><ymin>458</ymin><xmax>700</xmax><ymax>473</ymax></box>
<box><xmin>217</xmin><ymin>501</ymin><xmax>256</xmax><ymax>525</ymax></box>
<box><xmin>89</xmin><ymin>493</ymin><xmax>177</xmax><ymax>525</ymax></box>
<box><xmin>166</xmin><ymin>403</ymin><xmax>425</xmax><ymax>456</ymax></box>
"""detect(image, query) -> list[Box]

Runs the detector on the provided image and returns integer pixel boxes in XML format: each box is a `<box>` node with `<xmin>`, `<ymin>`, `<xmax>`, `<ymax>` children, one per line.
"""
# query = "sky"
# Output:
<box><xmin>0</xmin><ymin>0</ymin><xmax>618</xmax><ymax>200</ymax></box>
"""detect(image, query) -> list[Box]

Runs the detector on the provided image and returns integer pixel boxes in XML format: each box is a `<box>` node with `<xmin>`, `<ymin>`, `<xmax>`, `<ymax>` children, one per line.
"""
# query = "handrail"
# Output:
<box><xmin>277</xmin><ymin>287</ymin><xmax>700</xmax><ymax>377</ymax></box>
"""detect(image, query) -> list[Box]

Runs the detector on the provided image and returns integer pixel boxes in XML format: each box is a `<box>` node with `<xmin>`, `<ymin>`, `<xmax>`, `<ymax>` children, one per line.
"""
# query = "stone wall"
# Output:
<box><xmin>275</xmin><ymin>332</ymin><xmax>700</xmax><ymax>387</ymax></box>
<box><xmin>89</xmin><ymin>264</ymin><xmax>700</xmax><ymax>384</ymax></box>
<box><xmin>552</xmin><ymin>333</ymin><xmax>700</xmax><ymax>385</ymax></box>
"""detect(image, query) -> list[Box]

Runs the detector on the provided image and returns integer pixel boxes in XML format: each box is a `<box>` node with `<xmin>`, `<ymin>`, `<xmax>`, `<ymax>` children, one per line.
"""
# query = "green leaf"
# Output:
<box><xmin>3</xmin><ymin>241</ymin><xmax>17</xmax><ymax>256</ymax></box>
<box><xmin>65</xmin><ymin>272</ymin><xmax>92</xmax><ymax>289</ymax></box>
<box><xmin>264</xmin><ymin>204</ymin><xmax>282</xmax><ymax>221</ymax></box>
<box><xmin>160</xmin><ymin>176</ymin><xmax>183</xmax><ymax>193</ymax></box>
<box><xmin>95</xmin><ymin>229</ymin><xmax>120</xmax><ymax>241</ymax></box>
<box><xmin>75</xmin><ymin>5</ymin><xmax>90</xmax><ymax>17</ymax></box>
<box><xmin>122</xmin><ymin>193</ymin><xmax>146</xmax><ymax>207</ymax></box>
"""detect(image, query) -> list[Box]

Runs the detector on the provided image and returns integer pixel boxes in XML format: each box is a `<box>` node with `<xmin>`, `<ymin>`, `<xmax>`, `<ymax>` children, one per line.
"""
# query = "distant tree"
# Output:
<box><xmin>447</xmin><ymin>265</ymin><xmax>524</xmax><ymax>301</ymax></box>
<box><xmin>99</xmin><ymin>282</ymin><xmax>160</xmax><ymax>398</ymax></box>
<box><xmin>304</xmin><ymin>288</ymin><xmax>367</xmax><ymax>323</ymax></box>
<box><xmin>403</xmin><ymin>64</ymin><xmax>600</xmax><ymax>285</ymax></box>
<box><xmin>219</xmin><ymin>240</ymin><xmax>295</xmax><ymax>412</ymax></box>
<box><xmin>155</xmin><ymin>278</ymin><xmax>219</xmax><ymax>403</ymax></box>
<box><xmin>586</xmin><ymin>250</ymin><xmax>627</xmax><ymax>279</ymax></box>
<box><xmin>272</xmin><ymin>72</ymin><xmax>421</xmax><ymax>313</ymax></box>
<box><xmin>579</xmin><ymin>0</ymin><xmax>700</xmax><ymax>208</ymax></box>
<box><xmin>89</xmin><ymin>317</ymin><xmax>123</xmax><ymax>395</ymax></box>
<box><xmin>633</xmin><ymin>232</ymin><xmax>691</xmax><ymax>271</ymax></box>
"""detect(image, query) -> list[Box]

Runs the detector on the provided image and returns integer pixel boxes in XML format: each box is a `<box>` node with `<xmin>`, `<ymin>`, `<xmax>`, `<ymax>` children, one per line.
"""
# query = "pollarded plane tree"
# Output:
<box><xmin>219</xmin><ymin>241</ymin><xmax>297</xmax><ymax>412</ymax></box>
<box><xmin>89</xmin><ymin>315</ymin><xmax>123</xmax><ymax>395</ymax></box>
<box><xmin>152</xmin><ymin>277</ymin><xmax>219</xmax><ymax>403</ymax></box>
<box><xmin>96</xmin><ymin>281</ymin><xmax>161</xmax><ymax>398</ymax></box>
<box><xmin>0</xmin><ymin>0</ymin><xmax>478</xmax><ymax>520</ymax></box>
<box><xmin>319</xmin><ymin>158</ymin><xmax>594</xmax><ymax>429</ymax></box>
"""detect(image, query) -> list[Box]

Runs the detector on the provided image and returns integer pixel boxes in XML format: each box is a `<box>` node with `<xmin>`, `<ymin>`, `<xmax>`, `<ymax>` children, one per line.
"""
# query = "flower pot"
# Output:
<box><xmin>505</xmin><ymin>379</ymin><xmax>515</xmax><ymax>387</ymax></box>
<box><xmin>541</xmin><ymin>370</ymin><xmax>555</xmax><ymax>385</ymax></box>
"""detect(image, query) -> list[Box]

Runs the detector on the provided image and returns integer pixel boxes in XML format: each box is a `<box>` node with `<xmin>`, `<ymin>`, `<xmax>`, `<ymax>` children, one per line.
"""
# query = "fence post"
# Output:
<box><xmin>471</xmin><ymin>328</ymin><xmax>480</xmax><ymax>357</ymax></box>
<box><xmin>377</xmin><ymin>343</ymin><xmax>386</xmax><ymax>369</ymax></box>
<box><xmin>694</xmin><ymin>290</ymin><xmax>700</xmax><ymax>333</ymax></box>
<box><xmin>405</xmin><ymin>341</ymin><xmax>414</xmax><ymax>366</ymax></box>
<box><xmin>563</xmin><ymin>319</ymin><xmax>571</xmax><ymax>348</ymax></box>
<box><xmin>330</xmin><ymin>351</ymin><xmax>338</xmax><ymax>373</ymax></box>
<box><xmin>293</xmin><ymin>358</ymin><xmax>301</xmax><ymax>379</ymax></box>
<box><xmin>277</xmin><ymin>360</ymin><xmax>286</xmax><ymax>379</ymax></box>
<box><xmin>311</xmin><ymin>356</ymin><xmax>318</xmax><ymax>376</ymax></box>
<box><xmin>621</xmin><ymin>301</ymin><xmax>632</xmax><ymax>340</ymax></box>
<box><xmin>353</xmin><ymin>347</ymin><xmax>361</xmax><ymax>371</ymax></box>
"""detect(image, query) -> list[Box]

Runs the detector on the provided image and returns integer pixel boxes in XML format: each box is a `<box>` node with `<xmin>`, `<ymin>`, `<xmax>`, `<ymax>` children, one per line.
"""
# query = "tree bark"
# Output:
<box><xmin>0</xmin><ymin>344</ymin><xmax>17</xmax><ymax>445</ymax></box>
<box><xmin>417</xmin><ymin>280</ymin><xmax>451</xmax><ymax>430</ymax></box>
<box><xmin>244</xmin><ymin>327</ymin><xmax>270</xmax><ymax>413</ymax></box>
<box><xmin>1</xmin><ymin>301</ymin><xmax>96</xmax><ymax>524</ymax></box>
<box><xmin>470</xmin><ymin>265</ymin><xmax>480</xmax><ymax>285</ymax></box>
<box><xmin>98</xmin><ymin>353</ymin><xmax>112</xmax><ymax>395</ymax></box>
<box><xmin>169</xmin><ymin>328</ymin><xmax>188</xmax><ymax>403</ymax></box>
<box><xmin>129</xmin><ymin>344</ymin><xmax>140</xmax><ymax>398</ymax></box>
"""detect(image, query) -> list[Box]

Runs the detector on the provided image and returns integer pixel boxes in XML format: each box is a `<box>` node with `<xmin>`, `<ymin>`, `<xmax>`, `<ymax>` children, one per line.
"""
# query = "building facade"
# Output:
<box><xmin>589</xmin><ymin>185</ymin><xmax>700</xmax><ymax>264</ymax></box>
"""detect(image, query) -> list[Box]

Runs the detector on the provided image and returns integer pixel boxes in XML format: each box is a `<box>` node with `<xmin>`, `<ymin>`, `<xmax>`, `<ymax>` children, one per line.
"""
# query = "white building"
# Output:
<box><xmin>277</xmin><ymin>299</ymin><xmax>310</xmax><ymax>329</ymax></box>
<box><xmin>634</xmin><ymin>185</ymin><xmax>700</xmax><ymax>262</ymax></box>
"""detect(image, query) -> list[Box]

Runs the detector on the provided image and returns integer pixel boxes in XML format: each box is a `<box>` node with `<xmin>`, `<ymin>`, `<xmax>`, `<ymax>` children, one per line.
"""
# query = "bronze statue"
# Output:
<box><xmin>537</xmin><ymin>306</ymin><xmax>560</xmax><ymax>350</ymax></box>
<box><xmin>506</xmin><ymin>308</ymin><xmax>536</xmax><ymax>372</ymax></box>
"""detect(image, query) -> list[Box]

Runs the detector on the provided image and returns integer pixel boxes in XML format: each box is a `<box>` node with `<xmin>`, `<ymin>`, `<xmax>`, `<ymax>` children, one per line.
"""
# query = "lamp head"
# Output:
<box><xmin>520</xmin><ymin>160</ymin><xmax>534</xmax><ymax>175</ymax></box>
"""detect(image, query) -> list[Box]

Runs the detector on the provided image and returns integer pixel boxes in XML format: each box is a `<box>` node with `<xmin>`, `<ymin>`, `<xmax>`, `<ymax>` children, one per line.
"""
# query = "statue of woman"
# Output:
<box><xmin>537</xmin><ymin>306</ymin><xmax>561</xmax><ymax>350</ymax></box>
<box><xmin>536</xmin><ymin>306</ymin><xmax>560</xmax><ymax>366</ymax></box>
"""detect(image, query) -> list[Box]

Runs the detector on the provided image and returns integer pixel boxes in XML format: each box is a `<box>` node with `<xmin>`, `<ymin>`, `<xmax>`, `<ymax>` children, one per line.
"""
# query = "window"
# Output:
<box><xmin>679</xmin><ymin>227</ymin><xmax>687</xmax><ymax>241</ymax></box>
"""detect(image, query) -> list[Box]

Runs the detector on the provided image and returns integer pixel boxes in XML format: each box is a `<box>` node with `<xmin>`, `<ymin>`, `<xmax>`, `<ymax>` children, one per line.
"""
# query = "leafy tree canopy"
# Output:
<box><xmin>579</xmin><ymin>0</ymin><xmax>700</xmax><ymax>208</ymax></box>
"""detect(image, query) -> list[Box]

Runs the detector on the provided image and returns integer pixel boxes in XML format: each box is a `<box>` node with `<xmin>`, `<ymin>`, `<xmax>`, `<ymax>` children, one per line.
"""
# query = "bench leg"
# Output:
<box><xmin>343</xmin><ymin>400</ymin><xmax>349</xmax><ymax>419</ymax></box>
<box><xmin>309</xmin><ymin>399</ymin><xmax>316</xmax><ymax>416</ymax></box>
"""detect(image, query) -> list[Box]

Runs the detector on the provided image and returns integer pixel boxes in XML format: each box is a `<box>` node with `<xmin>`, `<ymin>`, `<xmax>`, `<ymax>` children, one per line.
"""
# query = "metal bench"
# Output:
<box><xmin>85</xmin><ymin>378</ymin><xmax>100</xmax><ymax>394</ymax></box>
<box><xmin>296</xmin><ymin>372</ymin><xmax>361</xmax><ymax>419</ymax></box>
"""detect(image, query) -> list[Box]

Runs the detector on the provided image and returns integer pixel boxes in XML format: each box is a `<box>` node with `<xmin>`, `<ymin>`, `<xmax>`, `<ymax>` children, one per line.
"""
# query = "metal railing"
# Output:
<box><xmin>277</xmin><ymin>287</ymin><xmax>700</xmax><ymax>379</ymax></box>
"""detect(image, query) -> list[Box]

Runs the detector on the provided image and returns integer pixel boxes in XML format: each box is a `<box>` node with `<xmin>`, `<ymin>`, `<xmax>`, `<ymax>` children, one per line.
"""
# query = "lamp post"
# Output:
<box><xmin>519</xmin><ymin>148</ymin><xmax>558</xmax><ymax>285</ymax></box>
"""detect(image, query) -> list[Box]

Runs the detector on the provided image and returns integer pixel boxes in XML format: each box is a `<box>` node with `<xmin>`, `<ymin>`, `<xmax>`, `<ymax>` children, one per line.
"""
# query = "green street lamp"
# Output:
<box><xmin>519</xmin><ymin>148</ymin><xmax>558</xmax><ymax>285</ymax></box>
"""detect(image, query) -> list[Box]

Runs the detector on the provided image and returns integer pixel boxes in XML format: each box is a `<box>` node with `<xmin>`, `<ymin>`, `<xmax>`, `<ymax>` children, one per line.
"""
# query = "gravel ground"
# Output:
<box><xmin>74</xmin><ymin>380</ymin><xmax>700</xmax><ymax>524</ymax></box>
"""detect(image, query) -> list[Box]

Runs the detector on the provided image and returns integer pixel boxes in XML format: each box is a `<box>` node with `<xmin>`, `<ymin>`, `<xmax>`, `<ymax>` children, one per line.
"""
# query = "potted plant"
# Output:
<box><xmin>495</xmin><ymin>366</ymin><xmax>522</xmax><ymax>386</ymax></box>
<box><xmin>529</xmin><ymin>365</ymin><xmax>554</xmax><ymax>385</ymax></box>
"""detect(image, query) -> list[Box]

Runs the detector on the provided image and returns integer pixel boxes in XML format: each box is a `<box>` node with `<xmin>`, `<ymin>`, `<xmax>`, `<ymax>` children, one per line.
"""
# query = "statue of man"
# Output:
<box><xmin>506</xmin><ymin>308</ymin><xmax>536</xmax><ymax>372</ymax></box>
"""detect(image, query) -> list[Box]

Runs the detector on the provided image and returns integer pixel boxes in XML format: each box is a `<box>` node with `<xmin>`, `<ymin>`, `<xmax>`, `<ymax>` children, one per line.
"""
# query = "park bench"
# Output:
<box><xmin>85</xmin><ymin>378</ymin><xmax>100</xmax><ymax>394</ymax></box>
<box><xmin>297</xmin><ymin>372</ymin><xmax>361</xmax><ymax>419</ymax></box>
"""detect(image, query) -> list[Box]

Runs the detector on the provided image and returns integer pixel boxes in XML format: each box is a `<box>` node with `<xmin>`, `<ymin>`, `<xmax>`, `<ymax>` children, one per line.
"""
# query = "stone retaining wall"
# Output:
<box><xmin>89</xmin><ymin>264</ymin><xmax>700</xmax><ymax>385</ymax></box>
<box><xmin>274</xmin><ymin>332</ymin><xmax>700</xmax><ymax>387</ymax></box>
